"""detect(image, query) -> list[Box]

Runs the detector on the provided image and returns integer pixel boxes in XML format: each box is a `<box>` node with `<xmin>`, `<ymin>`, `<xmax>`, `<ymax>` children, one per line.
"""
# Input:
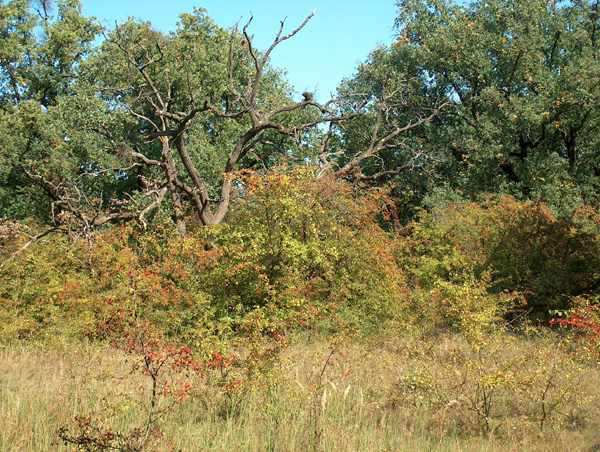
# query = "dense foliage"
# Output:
<box><xmin>400</xmin><ymin>197</ymin><xmax>600</xmax><ymax>328</ymax></box>
<box><xmin>0</xmin><ymin>170</ymin><xmax>408</xmax><ymax>342</ymax></box>
<box><xmin>0</xmin><ymin>1</ymin><xmax>599</xmax><ymax>449</ymax></box>
<box><xmin>335</xmin><ymin>0</ymin><xmax>600</xmax><ymax>216</ymax></box>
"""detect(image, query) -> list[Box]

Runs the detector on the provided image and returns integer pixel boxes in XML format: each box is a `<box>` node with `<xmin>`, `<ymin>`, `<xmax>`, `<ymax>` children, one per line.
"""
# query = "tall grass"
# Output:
<box><xmin>2</xmin><ymin>332</ymin><xmax>599</xmax><ymax>451</ymax></box>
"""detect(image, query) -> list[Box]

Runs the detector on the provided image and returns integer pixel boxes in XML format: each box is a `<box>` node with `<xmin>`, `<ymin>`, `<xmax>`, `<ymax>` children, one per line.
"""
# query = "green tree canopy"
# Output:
<box><xmin>333</xmin><ymin>0</ymin><xmax>599</xmax><ymax>216</ymax></box>
<box><xmin>0</xmin><ymin>3</ymin><xmax>329</xmax><ymax>233</ymax></box>
<box><xmin>393</xmin><ymin>0</ymin><xmax>600</xmax><ymax>212</ymax></box>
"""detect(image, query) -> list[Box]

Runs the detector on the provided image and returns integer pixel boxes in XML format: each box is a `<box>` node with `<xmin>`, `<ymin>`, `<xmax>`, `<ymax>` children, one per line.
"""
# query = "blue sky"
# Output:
<box><xmin>82</xmin><ymin>1</ymin><xmax>398</xmax><ymax>100</ymax></box>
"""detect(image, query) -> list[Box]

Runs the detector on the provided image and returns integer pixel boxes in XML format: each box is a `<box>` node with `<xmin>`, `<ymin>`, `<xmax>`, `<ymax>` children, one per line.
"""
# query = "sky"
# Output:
<box><xmin>82</xmin><ymin>1</ymin><xmax>398</xmax><ymax>101</ymax></box>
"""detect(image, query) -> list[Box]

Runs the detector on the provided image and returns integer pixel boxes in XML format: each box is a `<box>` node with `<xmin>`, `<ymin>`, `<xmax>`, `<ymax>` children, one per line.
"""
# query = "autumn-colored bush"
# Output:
<box><xmin>58</xmin><ymin>321</ymin><xmax>202</xmax><ymax>451</ymax></box>
<box><xmin>408</xmin><ymin>272</ymin><xmax>513</xmax><ymax>340</ymax></box>
<box><xmin>0</xmin><ymin>230</ymin><xmax>93</xmax><ymax>340</ymax></box>
<box><xmin>550</xmin><ymin>295</ymin><xmax>600</xmax><ymax>363</ymax></box>
<box><xmin>401</xmin><ymin>196</ymin><xmax>600</xmax><ymax>325</ymax></box>
<box><xmin>0</xmin><ymin>221</ymin><xmax>220</xmax><ymax>344</ymax></box>
<box><xmin>204</xmin><ymin>168</ymin><xmax>408</xmax><ymax>334</ymax></box>
<box><xmin>3</xmin><ymin>182</ymin><xmax>597</xmax><ymax>347</ymax></box>
<box><xmin>0</xmin><ymin>169</ymin><xmax>408</xmax><ymax>343</ymax></box>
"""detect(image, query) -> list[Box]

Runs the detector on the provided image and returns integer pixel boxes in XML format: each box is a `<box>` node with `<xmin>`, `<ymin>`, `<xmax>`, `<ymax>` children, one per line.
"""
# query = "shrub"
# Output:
<box><xmin>409</xmin><ymin>274</ymin><xmax>513</xmax><ymax>341</ymax></box>
<box><xmin>401</xmin><ymin>196</ymin><xmax>600</xmax><ymax>324</ymax></box>
<box><xmin>58</xmin><ymin>320</ymin><xmax>203</xmax><ymax>451</ymax></box>
<box><xmin>0</xmin><ymin>169</ymin><xmax>409</xmax><ymax>342</ymax></box>
<box><xmin>203</xmin><ymin>168</ymin><xmax>408</xmax><ymax>335</ymax></box>
<box><xmin>0</xmin><ymin>221</ymin><xmax>222</xmax><ymax>344</ymax></box>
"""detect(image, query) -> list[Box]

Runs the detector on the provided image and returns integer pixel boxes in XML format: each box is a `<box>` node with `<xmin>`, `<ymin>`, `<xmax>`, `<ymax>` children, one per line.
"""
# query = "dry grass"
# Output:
<box><xmin>2</xmin><ymin>332</ymin><xmax>600</xmax><ymax>451</ymax></box>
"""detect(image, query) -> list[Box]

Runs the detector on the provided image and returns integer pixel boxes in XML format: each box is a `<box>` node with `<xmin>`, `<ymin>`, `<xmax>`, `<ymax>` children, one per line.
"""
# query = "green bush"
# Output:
<box><xmin>401</xmin><ymin>196</ymin><xmax>600</xmax><ymax>324</ymax></box>
<box><xmin>0</xmin><ymin>170</ymin><xmax>409</xmax><ymax>342</ymax></box>
<box><xmin>203</xmin><ymin>168</ymin><xmax>408</xmax><ymax>335</ymax></box>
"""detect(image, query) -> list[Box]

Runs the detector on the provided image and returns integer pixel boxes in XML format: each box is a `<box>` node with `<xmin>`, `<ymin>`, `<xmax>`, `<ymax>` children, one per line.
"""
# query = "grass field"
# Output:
<box><xmin>2</xmin><ymin>331</ymin><xmax>599</xmax><ymax>451</ymax></box>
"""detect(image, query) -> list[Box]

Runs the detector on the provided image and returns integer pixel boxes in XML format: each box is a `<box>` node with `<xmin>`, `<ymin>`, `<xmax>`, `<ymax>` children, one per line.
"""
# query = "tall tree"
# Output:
<box><xmin>84</xmin><ymin>11</ymin><xmax>335</xmax><ymax>231</ymax></box>
<box><xmin>393</xmin><ymin>0</ymin><xmax>600</xmax><ymax>212</ymax></box>
<box><xmin>1</xmin><ymin>5</ymin><xmax>342</xmax><ymax>233</ymax></box>
<box><xmin>318</xmin><ymin>43</ymin><xmax>449</xmax><ymax>216</ymax></box>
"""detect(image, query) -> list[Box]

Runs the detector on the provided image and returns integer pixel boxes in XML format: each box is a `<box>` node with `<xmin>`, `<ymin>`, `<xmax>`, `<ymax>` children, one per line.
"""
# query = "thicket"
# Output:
<box><xmin>0</xmin><ymin>170</ymin><xmax>405</xmax><ymax>343</ymax></box>
<box><xmin>2</xmin><ymin>171</ymin><xmax>599</xmax><ymax>343</ymax></box>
